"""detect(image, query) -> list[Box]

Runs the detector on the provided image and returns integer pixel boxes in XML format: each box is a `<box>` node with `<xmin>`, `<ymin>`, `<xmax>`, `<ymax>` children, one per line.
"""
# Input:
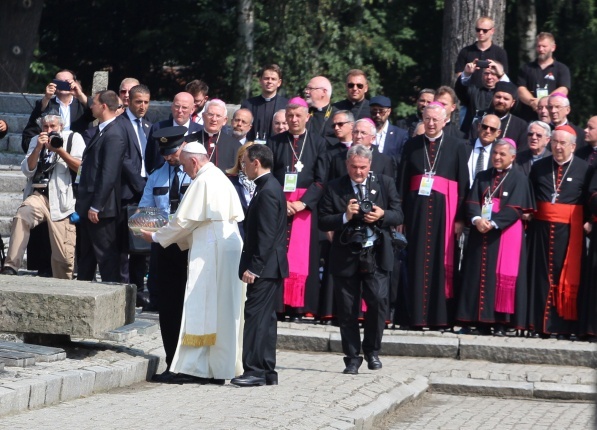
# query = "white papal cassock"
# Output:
<box><xmin>154</xmin><ymin>162</ymin><xmax>245</xmax><ymax>379</ymax></box>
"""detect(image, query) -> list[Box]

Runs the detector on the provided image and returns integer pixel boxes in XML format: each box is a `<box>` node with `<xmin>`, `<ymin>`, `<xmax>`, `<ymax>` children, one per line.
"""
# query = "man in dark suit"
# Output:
<box><xmin>231</xmin><ymin>145</ymin><xmax>289</xmax><ymax>387</ymax></box>
<box><xmin>577</xmin><ymin>116</ymin><xmax>597</xmax><ymax>168</ymax></box>
<box><xmin>145</xmin><ymin>92</ymin><xmax>202</xmax><ymax>173</ymax></box>
<box><xmin>75</xmin><ymin>90</ymin><xmax>126</xmax><ymax>282</ymax></box>
<box><xmin>115</xmin><ymin>84</ymin><xmax>153</xmax><ymax>304</ymax></box>
<box><xmin>332</xmin><ymin>69</ymin><xmax>370</xmax><ymax>120</ymax></box>
<box><xmin>319</xmin><ymin>144</ymin><xmax>403</xmax><ymax>374</ymax></box>
<box><xmin>369</xmin><ymin>96</ymin><xmax>408</xmax><ymax>166</ymax></box>
<box><xmin>517</xmin><ymin>121</ymin><xmax>552</xmax><ymax>175</ymax></box>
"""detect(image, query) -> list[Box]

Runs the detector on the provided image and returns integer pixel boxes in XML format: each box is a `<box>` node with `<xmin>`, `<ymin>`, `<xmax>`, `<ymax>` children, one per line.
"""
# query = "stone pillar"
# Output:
<box><xmin>91</xmin><ymin>71</ymin><xmax>109</xmax><ymax>95</ymax></box>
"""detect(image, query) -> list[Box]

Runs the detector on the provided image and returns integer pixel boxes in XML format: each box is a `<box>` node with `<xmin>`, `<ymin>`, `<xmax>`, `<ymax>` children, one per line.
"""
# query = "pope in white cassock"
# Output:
<box><xmin>141</xmin><ymin>141</ymin><xmax>245</xmax><ymax>383</ymax></box>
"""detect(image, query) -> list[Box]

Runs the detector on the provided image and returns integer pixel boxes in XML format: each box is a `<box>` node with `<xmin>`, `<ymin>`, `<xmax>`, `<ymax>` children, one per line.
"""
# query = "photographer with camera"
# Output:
<box><xmin>0</xmin><ymin>113</ymin><xmax>85</xmax><ymax>279</ymax></box>
<box><xmin>319</xmin><ymin>144</ymin><xmax>403</xmax><ymax>375</ymax></box>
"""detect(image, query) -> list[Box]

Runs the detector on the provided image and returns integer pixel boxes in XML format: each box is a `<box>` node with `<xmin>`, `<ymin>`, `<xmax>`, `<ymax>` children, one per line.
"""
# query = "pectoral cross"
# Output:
<box><xmin>551</xmin><ymin>192</ymin><xmax>558</xmax><ymax>204</ymax></box>
<box><xmin>295</xmin><ymin>160</ymin><xmax>304</xmax><ymax>173</ymax></box>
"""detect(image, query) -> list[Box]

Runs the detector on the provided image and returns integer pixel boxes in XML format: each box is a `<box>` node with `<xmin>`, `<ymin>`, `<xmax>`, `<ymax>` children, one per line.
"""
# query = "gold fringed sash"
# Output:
<box><xmin>182</xmin><ymin>333</ymin><xmax>217</xmax><ymax>347</ymax></box>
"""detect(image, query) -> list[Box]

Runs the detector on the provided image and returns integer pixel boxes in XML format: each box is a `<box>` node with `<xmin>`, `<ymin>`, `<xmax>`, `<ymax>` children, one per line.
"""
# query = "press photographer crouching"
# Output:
<box><xmin>0</xmin><ymin>113</ymin><xmax>85</xmax><ymax>278</ymax></box>
<box><xmin>318</xmin><ymin>144</ymin><xmax>403</xmax><ymax>375</ymax></box>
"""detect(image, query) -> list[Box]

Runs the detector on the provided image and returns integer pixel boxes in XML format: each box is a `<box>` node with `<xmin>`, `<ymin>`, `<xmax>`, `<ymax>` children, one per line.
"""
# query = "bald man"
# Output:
<box><xmin>304</xmin><ymin>75</ymin><xmax>338</xmax><ymax>147</ymax></box>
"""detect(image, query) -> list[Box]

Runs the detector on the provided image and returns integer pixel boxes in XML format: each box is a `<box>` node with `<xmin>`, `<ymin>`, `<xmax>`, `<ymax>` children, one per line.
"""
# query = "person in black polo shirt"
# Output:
<box><xmin>517</xmin><ymin>32</ymin><xmax>571</xmax><ymax>122</ymax></box>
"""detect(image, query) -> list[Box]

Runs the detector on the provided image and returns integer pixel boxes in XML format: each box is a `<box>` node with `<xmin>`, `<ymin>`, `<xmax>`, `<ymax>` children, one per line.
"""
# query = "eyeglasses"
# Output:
<box><xmin>205</xmin><ymin>112</ymin><xmax>224</xmax><ymax>120</ymax></box>
<box><xmin>527</xmin><ymin>132</ymin><xmax>544</xmax><ymax>138</ymax></box>
<box><xmin>352</xmin><ymin>130</ymin><xmax>371</xmax><ymax>136</ymax></box>
<box><xmin>370</xmin><ymin>109</ymin><xmax>389</xmax><ymax>116</ymax></box>
<box><xmin>333</xmin><ymin>121</ymin><xmax>350</xmax><ymax>128</ymax></box>
<box><xmin>480</xmin><ymin>124</ymin><xmax>498</xmax><ymax>132</ymax></box>
<box><xmin>475</xmin><ymin>27</ymin><xmax>493</xmax><ymax>33</ymax></box>
<box><xmin>119</xmin><ymin>89</ymin><xmax>129</xmax><ymax>94</ymax></box>
<box><xmin>304</xmin><ymin>86</ymin><xmax>324</xmax><ymax>92</ymax></box>
<box><xmin>347</xmin><ymin>83</ymin><xmax>364</xmax><ymax>89</ymax></box>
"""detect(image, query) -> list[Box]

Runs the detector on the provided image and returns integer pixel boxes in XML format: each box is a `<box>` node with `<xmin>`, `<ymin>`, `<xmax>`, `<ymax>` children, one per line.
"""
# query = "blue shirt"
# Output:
<box><xmin>139</xmin><ymin>163</ymin><xmax>191</xmax><ymax>218</ymax></box>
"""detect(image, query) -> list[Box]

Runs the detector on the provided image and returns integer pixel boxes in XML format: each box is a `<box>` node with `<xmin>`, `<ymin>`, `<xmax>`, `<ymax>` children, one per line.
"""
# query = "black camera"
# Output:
<box><xmin>358</xmin><ymin>199</ymin><xmax>373</xmax><ymax>215</ymax></box>
<box><xmin>345</xmin><ymin>224</ymin><xmax>368</xmax><ymax>254</ymax></box>
<box><xmin>48</xmin><ymin>131</ymin><xmax>64</xmax><ymax>149</ymax></box>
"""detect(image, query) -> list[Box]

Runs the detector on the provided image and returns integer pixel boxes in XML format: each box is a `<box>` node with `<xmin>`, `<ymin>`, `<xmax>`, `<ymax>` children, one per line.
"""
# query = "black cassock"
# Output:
<box><xmin>527</xmin><ymin>156</ymin><xmax>590</xmax><ymax>335</ymax></box>
<box><xmin>241</xmin><ymin>94</ymin><xmax>288</xmax><ymax>141</ymax></box>
<box><xmin>398</xmin><ymin>134</ymin><xmax>469</xmax><ymax>327</ymax></box>
<box><xmin>196</xmin><ymin>131</ymin><xmax>240</xmax><ymax>173</ymax></box>
<box><xmin>578</xmin><ymin>170</ymin><xmax>597</xmax><ymax>336</ymax></box>
<box><xmin>457</xmin><ymin>166</ymin><xmax>534</xmax><ymax>329</ymax></box>
<box><xmin>267</xmin><ymin>130</ymin><xmax>328</xmax><ymax>314</ymax></box>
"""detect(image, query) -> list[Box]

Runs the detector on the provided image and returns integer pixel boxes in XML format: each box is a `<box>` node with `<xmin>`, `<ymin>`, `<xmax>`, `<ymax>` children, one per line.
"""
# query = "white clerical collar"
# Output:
<box><xmin>425</xmin><ymin>131</ymin><xmax>443</xmax><ymax>142</ymax></box>
<box><xmin>496</xmin><ymin>165</ymin><xmax>513</xmax><ymax>173</ymax></box>
<box><xmin>262</xmin><ymin>94</ymin><xmax>275</xmax><ymax>102</ymax></box>
<box><xmin>499</xmin><ymin>113</ymin><xmax>510</xmax><ymax>120</ymax></box>
<box><xmin>554</xmin><ymin>154</ymin><xmax>574</xmax><ymax>166</ymax></box>
<box><xmin>292</xmin><ymin>133</ymin><xmax>305</xmax><ymax>139</ymax></box>
<box><xmin>341</xmin><ymin>141</ymin><xmax>352</xmax><ymax>148</ymax></box>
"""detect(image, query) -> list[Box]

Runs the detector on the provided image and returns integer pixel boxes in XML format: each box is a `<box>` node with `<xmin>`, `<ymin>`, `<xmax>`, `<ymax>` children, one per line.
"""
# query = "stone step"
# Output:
<box><xmin>0</xmin><ymin>349</ymin><xmax>36</xmax><ymax>367</ymax></box>
<box><xmin>0</xmin><ymin>150</ymin><xmax>24</xmax><ymax>165</ymax></box>
<box><xmin>0</xmin><ymin>93</ymin><xmax>40</xmax><ymax>115</ymax></box>
<box><xmin>0</xmin><ymin>193</ymin><xmax>24</xmax><ymax>218</ymax></box>
<box><xmin>103</xmin><ymin>320</ymin><xmax>159</xmax><ymax>342</ymax></box>
<box><xmin>0</xmin><ymin>171</ymin><xmax>27</xmax><ymax>193</ymax></box>
<box><xmin>0</xmin><ymin>114</ymin><xmax>29</xmax><ymax>135</ymax></box>
<box><xmin>0</xmin><ymin>215</ymin><xmax>13</xmax><ymax>237</ymax></box>
<box><xmin>0</xmin><ymin>342</ymin><xmax>66</xmax><ymax>363</ymax></box>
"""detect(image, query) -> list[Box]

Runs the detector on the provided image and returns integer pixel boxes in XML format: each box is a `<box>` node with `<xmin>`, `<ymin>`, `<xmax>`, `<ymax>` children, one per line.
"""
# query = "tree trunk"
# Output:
<box><xmin>441</xmin><ymin>0</ymin><xmax>507</xmax><ymax>86</ymax></box>
<box><xmin>0</xmin><ymin>0</ymin><xmax>44</xmax><ymax>92</ymax></box>
<box><xmin>517</xmin><ymin>0</ymin><xmax>537</xmax><ymax>65</ymax></box>
<box><xmin>235</xmin><ymin>0</ymin><xmax>254</xmax><ymax>102</ymax></box>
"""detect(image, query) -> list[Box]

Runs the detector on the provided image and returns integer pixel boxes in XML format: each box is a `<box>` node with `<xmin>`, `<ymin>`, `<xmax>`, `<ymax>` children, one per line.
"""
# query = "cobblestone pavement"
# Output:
<box><xmin>380</xmin><ymin>393</ymin><xmax>595</xmax><ymax>429</ymax></box>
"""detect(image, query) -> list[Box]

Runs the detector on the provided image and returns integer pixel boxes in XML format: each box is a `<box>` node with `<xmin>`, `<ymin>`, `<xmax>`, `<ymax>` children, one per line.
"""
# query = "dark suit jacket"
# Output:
<box><xmin>380</xmin><ymin>124</ymin><xmax>409</xmax><ymax>165</ymax></box>
<box><xmin>145</xmin><ymin>120</ymin><xmax>203</xmax><ymax>173</ymax></box>
<box><xmin>328</xmin><ymin>146</ymin><xmax>395</xmax><ymax>182</ymax></box>
<box><xmin>238</xmin><ymin>173</ymin><xmax>289</xmax><ymax>279</ymax></box>
<box><xmin>516</xmin><ymin>147</ymin><xmax>552</xmax><ymax>175</ymax></box>
<box><xmin>75</xmin><ymin>119</ymin><xmax>126</xmax><ymax>218</ymax></box>
<box><xmin>227</xmin><ymin>174</ymin><xmax>250</xmax><ymax>239</ymax></box>
<box><xmin>318</xmin><ymin>173</ymin><xmax>403</xmax><ymax>277</ymax></box>
<box><xmin>241</xmin><ymin>94</ymin><xmax>288</xmax><ymax>141</ymax></box>
<box><xmin>22</xmin><ymin>97</ymin><xmax>93</xmax><ymax>152</ymax></box>
<box><xmin>117</xmin><ymin>114</ymin><xmax>152</xmax><ymax>202</ymax></box>
<box><xmin>332</xmin><ymin>98</ymin><xmax>370</xmax><ymax>120</ymax></box>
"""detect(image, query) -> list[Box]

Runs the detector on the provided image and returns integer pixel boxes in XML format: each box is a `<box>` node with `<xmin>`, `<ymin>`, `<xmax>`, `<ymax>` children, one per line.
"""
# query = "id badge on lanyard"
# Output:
<box><xmin>481</xmin><ymin>198</ymin><xmax>493</xmax><ymax>220</ymax></box>
<box><xmin>418</xmin><ymin>175</ymin><xmax>434</xmax><ymax>196</ymax></box>
<box><xmin>284</xmin><ymin>173</ymin><xmax>298</xmax><ymax>192</ymax></box>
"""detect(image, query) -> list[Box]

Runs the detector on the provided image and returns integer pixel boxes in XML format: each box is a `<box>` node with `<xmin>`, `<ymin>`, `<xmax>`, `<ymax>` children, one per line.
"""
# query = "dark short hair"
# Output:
<box><xmin>185</xmin><ymin>79</ymin><xmax>209</xmax><ymax>96</ymax></box>
<box><xmin>246</xmin><ymin>144</ymin><xmax>273</xmax><ymax>169</ymax></box>
<box><xmin>96</xmin><ymin>90</ymin><xmax>120</xmax><ymax>111</ymax></box>
<box><xmin>259</xmin><ymin>64</ymin><xmax>282</xmax><ymax>81</ymax></box>
<box><xmin>129</xmin><ymin>84</ymin><xmax>150</xmax><ymax>99</ymax></box>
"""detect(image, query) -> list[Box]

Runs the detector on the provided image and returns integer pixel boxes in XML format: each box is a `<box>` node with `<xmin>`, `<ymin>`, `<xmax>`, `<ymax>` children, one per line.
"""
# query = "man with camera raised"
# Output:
<box><xmin>319</xmin><ymin>144</ymin><xmax>403</xmax><ymax>375</ymax></box>
<box><xmin>1</xmin><ymin>113</ymin><xmax>85</xmax><ymax>279</ymax></box>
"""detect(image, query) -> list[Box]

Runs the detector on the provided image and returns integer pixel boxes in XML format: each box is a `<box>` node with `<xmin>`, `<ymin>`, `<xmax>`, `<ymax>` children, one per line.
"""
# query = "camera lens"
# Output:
<box><xmin>48</xmin><ymin>132</ymin><xmax>64</xmax><ymax>148</ymax></box>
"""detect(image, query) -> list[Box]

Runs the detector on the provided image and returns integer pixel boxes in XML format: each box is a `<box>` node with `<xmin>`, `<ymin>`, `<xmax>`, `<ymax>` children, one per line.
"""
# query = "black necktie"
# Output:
<box><xmin>475</xmin><ymin>146</ymin><xmax>486</xmax><ymax>177</ymax></box>
<box><xmin>136</xmin><ymin>118</ymin><xmax>147</xmax><ymax>156</ymax></box>
<box><xmin>169</xmin><ymin>166</ymin><xmax>180</xmax><ymax>214</ymax></box>
<box><xmin>357</xmin><ymin>184</ymin><xmax>366</xmax><ymax>200</ymax></box>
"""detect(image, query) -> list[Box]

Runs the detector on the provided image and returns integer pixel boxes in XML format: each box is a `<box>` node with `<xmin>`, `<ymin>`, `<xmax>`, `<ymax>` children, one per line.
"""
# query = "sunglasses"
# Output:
<box><xmin>333</xmin><ymin>121</ymin><xmax>350</xmax><ymax>128</ymax></box>
<box><xmin>475</xmin><ymin>27</ymin><xmax>493</xmax><ymax>33</ymax></box>
<box><xmin>480</xmin><ymin>124</ymin><xmax>498</xmax><ymax>132</ymax></box>
<box><xmin>347</xmin><ymin>83</ymin><xmax>364</xmax><ymax>89</ymax></box>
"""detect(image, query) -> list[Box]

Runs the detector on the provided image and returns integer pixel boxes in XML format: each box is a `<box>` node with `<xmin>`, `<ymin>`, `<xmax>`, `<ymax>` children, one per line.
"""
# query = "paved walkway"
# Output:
<box><xmin>1</xmin><ymin>317</ymin><xmax>596</xmax><ymax>428</ymax></box>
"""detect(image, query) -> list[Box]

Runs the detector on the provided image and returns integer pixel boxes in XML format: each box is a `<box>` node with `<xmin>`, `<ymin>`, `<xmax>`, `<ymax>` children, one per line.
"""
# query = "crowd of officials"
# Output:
<box><xmin>0</xmin><ymin>16</ymin><xmax>596</xmax><ymax>378</ymax></box>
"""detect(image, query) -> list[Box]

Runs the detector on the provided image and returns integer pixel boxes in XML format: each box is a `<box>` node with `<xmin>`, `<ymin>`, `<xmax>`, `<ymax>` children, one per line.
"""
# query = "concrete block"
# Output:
<box><xmin>0</xmin><ymin>341</ymin><xmax>66</xmax><ymax>362</ymax></box>
<box><xmin>533</xmin><ymin>382</ymin><xmax>597</xmax><ymax>401</ymax></box>
<box><xmin>1</xmin><ymin>379</ymin><xmax>32</xmax><ymax>412</ymax></box>
<box><xmin>84</xmin><ymin>365</ymin><xmax>121</xmax><ymax>393</ymax></box>
<box><xmin>0</xmin><ymin>171</ymin><xmax>27</xmax><ymax>194</ymax></box>
<box><xmin>58</xmin><ymin>369</ymin><xmax>95</xmax><ymax>402</ymax></box>
<box><xmin>430</xmin><ymin>376</ymin><xmax>534</xmax><ymax>398</ymax></box>
<box><xmin>0</xmin><ymin>277</ymin><xmax>135</xmax><ymax>338</ymax></box>
<box><xmin>330</xmin><ymin>332</ymin><xmax>343</xmax><ymax>353</ymax></box>
<box><xmin>0</xmin><ymin>349</ymin><xmax>36</xmax><ymax>367</ymax></box>
<box><xmin>459</xmin><ymin>336</ymin><xmax>597</xmax><ymax>367</ymax></box>
<box><xmin>380</xmin><ymin>335</ymin><xmax>459</xmax><ymax>358</ymax></box>
<box><xmin>0</xmin><ymin>192</ymin><xmax>24</xmax><ymax>218</ymax></box>
<box><xmin>278</xmin><ymin>328</ymin><xmax>330</xmax><ymax>352</ymax></box>
<box><xmin>0</xmin><ymin>386</ymin><xmax>17</xmax><ymax>416</ymax></box>
<box><xmin>39</xmin><ymin>373</ymin><xmax>63</xmax><ymax>406</ymax></box>
<box><xmin>25</xmin><ymin>378</ymin><xmax>48</xmax><ymax>410</ymax></box>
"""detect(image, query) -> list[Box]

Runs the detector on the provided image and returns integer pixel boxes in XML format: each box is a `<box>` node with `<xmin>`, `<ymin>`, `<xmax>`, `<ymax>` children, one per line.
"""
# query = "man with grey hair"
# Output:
<box><xmin>527</xmin><ymin>125</ymin><xmax>591</xmax><ymax>339</ymax></box>
<box><xmin>319</xmin><ymin>144</ymin><xmax>403</xmax><ymax>374</ymax></box>
<box><xmin>304</xmin><ymin>75</ymin><xmax>338</xmax><ymax>145</ymax></box>
<box><xmin>231</xmin><ymin>108</ymin><xmax>253</xmax><ymax>145</ymax></box>
<box><xmin>328</xmin><ymin>118</ymin><xmax>394</xmax><ymax>181</ymax></box>
<box><xmin>397</xmin><ymin>102</ymin><xmax>469</xmax><ymax>330</ymax></box>
<box><xmin>516</xmin><ymin>120</ymin><xmax>552</xmax><ymax>175</ymax></box>
<box><xmin>140</xmin><ymin>141</ymin><xmax>245</xmax><ymax>384</ymax></box>
<box><xmin>1</xmin><ymin>113</ymin><xmax>85</xmax><ymax>278</ymax></box>
<box><xmin>457</xmin><ymin>137</ymin><xmax>534</xmax><ymax>335</ymax></box>
<box><xmin>271</xmin><ymin>109</ymin><xmax>288</xmax><ymax>136</ymax></box>
<box><xmin>547</xmin><ymin>93</ymin><xmax>585</xmax><ymax>143</ymax></box>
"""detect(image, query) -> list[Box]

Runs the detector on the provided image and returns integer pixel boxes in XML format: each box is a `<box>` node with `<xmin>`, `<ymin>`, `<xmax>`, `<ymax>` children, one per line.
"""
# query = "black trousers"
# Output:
<box><xmin>118</xmin><ymin>203</ymin><xmax>147</xmax><ymax>291</ymax></box>
<box><xmin>334</xmin><ymin>269</ymin><xmax>389</xmax><ymax>361</ymax></box>
<box><xmin>242</xmin><ymin>278</ymin><xmax>282</xmax><ymax>378</ymax></box>
<box><xmin>77</xmin><ymin>216</ymin><xmax>120</xmax><ymax>282</ymax></box>
<box><xmin>154</xmin><ymin>242</ymin><xmax>188</xmax><ymax>367</ymax></box>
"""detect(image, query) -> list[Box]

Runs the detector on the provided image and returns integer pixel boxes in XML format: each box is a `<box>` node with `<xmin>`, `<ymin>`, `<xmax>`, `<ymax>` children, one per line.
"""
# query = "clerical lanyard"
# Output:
<box><xmin>201</xmin><ymin>133</ymin><xmax>221</xmax><ymax>162</ymax></box>
<box><xmin>419</xmin><ymin>136</ymin><xmax>443</xmax><ymax>196</ymax></box>
<box><xmin>284</xmin><ymin>130</ymin><xmax>308</xmax><ymax>192</ymax></box>
<box><xmin>311</xmin><ymin>105</ymin><xmax>332</xmax><ymax>136</ymax></box>
<box><xmin>551</xmin><ymin>157</ymin><xmax>574</xmax><ymax>204</ymax></box>
<box><xmin>482</xmin><ymin>169</ymin><xmax>510</xmax><ymax>220</ymax></box>
<box><xmin>500</xmin><ymin>114</ymin><xmax>512</xmax><ymax>137</ymax></box>
<box><xmin>287</xmin><ymin>129</ymin><xmax>308</xmax><ymax>173</ymax></box>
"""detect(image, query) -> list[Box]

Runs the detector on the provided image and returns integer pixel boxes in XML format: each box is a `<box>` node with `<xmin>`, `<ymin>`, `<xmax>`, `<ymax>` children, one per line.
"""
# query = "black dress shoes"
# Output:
<box><xmin>0</xmin><ymin>266</ymin><xmax>17</xmax><ymax>276</ymax></box>
<box><xmin>151</xmin><ymin>370</ymin><xmax>175</xmax><ymax>383</ymax></box>
<box><xmin>342</xmin><ymin>356</ymin><xmax>363</xmax><ymax>375</ymax></box>
<box><xmin>265</xmin><ymin>373</ymin><xmax>278</xmax><ymax>386</ymax></box>
<box><xmin>230</xmin><ymin>375</ymin><xmax>266</xmax><ymax>387</ymax></box>
<box><xmin>364</xmin><ymin>353</ymin><xmax>382</xmax><ymax>370</ymax></box>
<box><xmin>151</xmin><ymin>371</ymin><xmax>199</xmax><ymax>384</ymax></box>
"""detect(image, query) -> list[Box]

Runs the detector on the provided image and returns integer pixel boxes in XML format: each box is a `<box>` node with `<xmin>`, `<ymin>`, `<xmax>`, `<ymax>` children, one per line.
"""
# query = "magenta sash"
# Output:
<box><xmin>410</xmin><ymin>174</ymin><xmax>458</xmax><ymax>298</ymax></box>
<box><xmin>284</xmin><ymin>188</ymin><xmax>310</xmax><ymax>307</ymax></box>
<box><xmin>492</xmin><ymin>199</ymin><xmax>522</xmax><ymax>314</ymax></box>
